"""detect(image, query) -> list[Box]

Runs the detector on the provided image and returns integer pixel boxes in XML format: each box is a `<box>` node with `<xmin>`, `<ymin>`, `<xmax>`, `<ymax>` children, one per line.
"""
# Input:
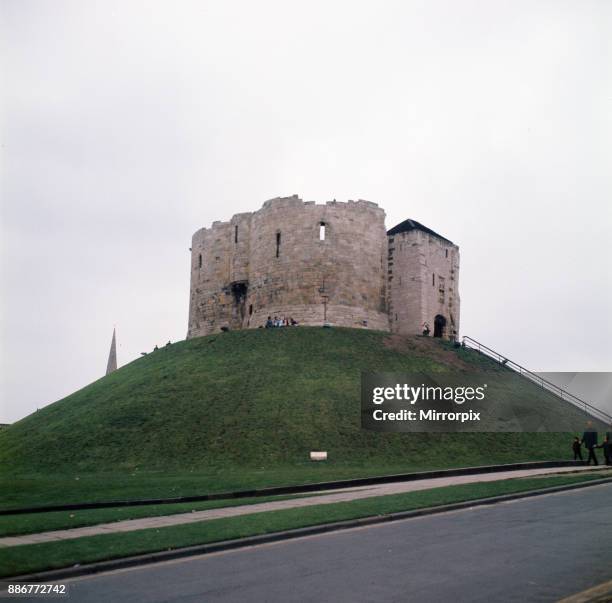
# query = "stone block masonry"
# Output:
<box><xmin>187</xmin><ymin>195</ymin><xmax>460</xmax><ymax>339</ymax></box>
<box><xmin>387</xmin><ymin>220</ymin><xmax>460</xmax><ymax>339</ymax></box>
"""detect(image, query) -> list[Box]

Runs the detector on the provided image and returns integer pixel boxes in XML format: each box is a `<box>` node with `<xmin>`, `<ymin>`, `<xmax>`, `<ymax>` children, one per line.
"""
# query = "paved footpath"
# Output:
<box><xmin>0</xmin><ymin>465</ymin><xmax>608</xmax><ymax>548</ymax></box>
<box><xmin>56</xmin><ymin>483</ymin><xmax>612</xmax><ymax>603</ymax></box>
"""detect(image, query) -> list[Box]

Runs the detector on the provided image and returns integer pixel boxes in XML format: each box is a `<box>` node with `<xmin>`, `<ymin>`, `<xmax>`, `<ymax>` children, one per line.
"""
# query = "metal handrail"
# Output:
<box><xmin>462</xmin><ymin>335</ymin><xmax>612</xmax><ymax>425</ymax></box>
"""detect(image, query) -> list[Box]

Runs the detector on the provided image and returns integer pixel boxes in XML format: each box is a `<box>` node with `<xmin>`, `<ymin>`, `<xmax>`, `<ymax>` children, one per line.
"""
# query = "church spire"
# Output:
<box><xmin>106</xmin><ymin>328</ymin><xmax>117</xmax><ymax>375</ymax></box>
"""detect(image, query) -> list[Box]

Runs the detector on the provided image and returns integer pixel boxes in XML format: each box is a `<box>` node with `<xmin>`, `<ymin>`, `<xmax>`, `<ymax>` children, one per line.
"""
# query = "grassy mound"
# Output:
<box><xmin>0</xmin><ymin>328</ymin><xmax>594</xmax><ymax>480</ymax></box>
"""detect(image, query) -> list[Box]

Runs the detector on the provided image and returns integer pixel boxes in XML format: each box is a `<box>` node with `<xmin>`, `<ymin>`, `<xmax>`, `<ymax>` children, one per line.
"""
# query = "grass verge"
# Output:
<box><xmin>0</xmin><ymin>472</ymin><xmax>608</xmax><ymax>579</ymax></box>
<box><xmin>0</xmin><ymin>492</ymin><xmax>327</xmax><ymax>538</ymax></box>
<box><xmin>0</xmin><ymin>454</ymin><xmax>589</xmax><ymax>512</ymax></box>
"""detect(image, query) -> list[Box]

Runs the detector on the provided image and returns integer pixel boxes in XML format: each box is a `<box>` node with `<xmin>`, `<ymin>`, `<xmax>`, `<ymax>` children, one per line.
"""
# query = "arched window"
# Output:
<box><xmin>319</xmin><ymin>222</ymin><xmax>326</xmax><ymax>241</ymax></box>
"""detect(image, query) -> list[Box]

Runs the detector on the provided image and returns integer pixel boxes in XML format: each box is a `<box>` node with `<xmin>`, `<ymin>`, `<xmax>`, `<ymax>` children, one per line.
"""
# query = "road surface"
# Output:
<box><xmin>49</xmin><ymin>482</ymin><xmax>612</xmax><ymax>602</ymax></box>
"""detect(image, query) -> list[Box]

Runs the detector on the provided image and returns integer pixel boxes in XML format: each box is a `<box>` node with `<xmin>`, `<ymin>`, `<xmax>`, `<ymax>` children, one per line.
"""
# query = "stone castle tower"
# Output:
<box><xmin>187</xmin><ymin>195</ymin><xmax>459</xmax><ymax>339</ymax></box>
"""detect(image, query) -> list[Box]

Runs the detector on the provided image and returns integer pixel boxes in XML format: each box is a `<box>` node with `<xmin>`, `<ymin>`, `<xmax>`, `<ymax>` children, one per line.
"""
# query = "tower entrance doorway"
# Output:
<box><xmin>434</xmin><ymin>314</ymin><xmax>446</xmax><ymax>338</ymax></box>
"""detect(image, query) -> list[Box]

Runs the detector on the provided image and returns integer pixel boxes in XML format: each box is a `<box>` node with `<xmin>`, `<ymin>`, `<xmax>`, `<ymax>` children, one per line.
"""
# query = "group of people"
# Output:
<box><xmin>572</xmin><ymin>433</ymin><xmax>611</xmax><ymax>466</ymax></box>
<box><xmin>265</xmin><ymin>316</ymin><xmax>298</xmax><ymax>328</ymax></box>
<box><xmin>143</xmin><ymin>341</ymin><xmax>172</xmax><ymax>354</ymax></box>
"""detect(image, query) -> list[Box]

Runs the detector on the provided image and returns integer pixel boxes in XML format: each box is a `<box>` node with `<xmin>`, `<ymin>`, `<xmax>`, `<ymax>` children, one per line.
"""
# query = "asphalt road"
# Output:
<box><xmin>42</xmin><ymin>484</ymin><xmax>612</xmax><ymax>602</ymax></box>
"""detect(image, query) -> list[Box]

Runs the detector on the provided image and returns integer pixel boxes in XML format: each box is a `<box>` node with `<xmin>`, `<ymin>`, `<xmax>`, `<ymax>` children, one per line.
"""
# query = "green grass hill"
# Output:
<box><xmin>1</xmin><ymin>328</ymin><xmax>601</xmax><ymax>485</ymax></box>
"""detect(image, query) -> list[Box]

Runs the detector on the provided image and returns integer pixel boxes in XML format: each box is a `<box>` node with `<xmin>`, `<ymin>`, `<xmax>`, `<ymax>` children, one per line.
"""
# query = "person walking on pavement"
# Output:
<box><xmin>582</xmin><ymin>428</ymin><xmax>599</xmax><ymax>466</ymax></box>
<box><xmin>572</xmin><ymin>436</ymin><xmax>583</xmax><ymax>461</ymax></box>
<box><xmin>596</xmin><ymin>436</ymin><xmax>611</xmax><ymax>465</ymax></box>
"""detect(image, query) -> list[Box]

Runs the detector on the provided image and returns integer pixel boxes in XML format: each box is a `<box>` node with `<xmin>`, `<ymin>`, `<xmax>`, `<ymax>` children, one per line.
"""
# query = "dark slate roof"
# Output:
<box><xmin>387</xmin><ymin>218</ymin><xmax>454</xmax><ymax>245</ymax></box>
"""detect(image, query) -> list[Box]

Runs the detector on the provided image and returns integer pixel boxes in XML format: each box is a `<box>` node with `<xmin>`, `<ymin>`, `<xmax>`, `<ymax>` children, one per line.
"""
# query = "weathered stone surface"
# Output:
<box><xmin>388</xmin><ymin>229</ymin><xmax>460</xmax><ymax>339</ymax></box>
<box><xmin>187</xmin><ymin>195</ymin><xmax>460</xmax><ymax>339</ymax></box>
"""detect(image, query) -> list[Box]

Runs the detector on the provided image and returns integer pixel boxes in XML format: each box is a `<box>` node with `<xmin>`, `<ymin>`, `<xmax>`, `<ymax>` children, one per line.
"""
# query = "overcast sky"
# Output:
<box><xmin>1</xmin><ymin>0</ymin><xmax>611</xmax><ymax>423</ymax></box>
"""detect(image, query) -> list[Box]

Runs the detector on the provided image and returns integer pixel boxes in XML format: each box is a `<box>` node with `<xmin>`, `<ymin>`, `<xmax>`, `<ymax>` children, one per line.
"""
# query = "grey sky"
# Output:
<box><xmin>1</xmin><ymin>0</ymin><xmax>611</xmax><ymax>423</ymax></box>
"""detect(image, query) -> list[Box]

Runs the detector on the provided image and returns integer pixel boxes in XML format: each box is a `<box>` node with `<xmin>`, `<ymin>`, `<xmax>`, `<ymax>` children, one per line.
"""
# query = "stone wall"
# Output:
<box><xmin>387</xmin><ymin>229</ymin><xmax>460</xmax><ymax>338</ymax></box>
<box><xmin>187</xmin><ymin>195</ymin><xmax>389</xmax><ymax>337</ymax></box>
<box><xmin>188</xmin><ymin>195</ymin><xmax>460</xmax><ymax>339</ymax></box>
